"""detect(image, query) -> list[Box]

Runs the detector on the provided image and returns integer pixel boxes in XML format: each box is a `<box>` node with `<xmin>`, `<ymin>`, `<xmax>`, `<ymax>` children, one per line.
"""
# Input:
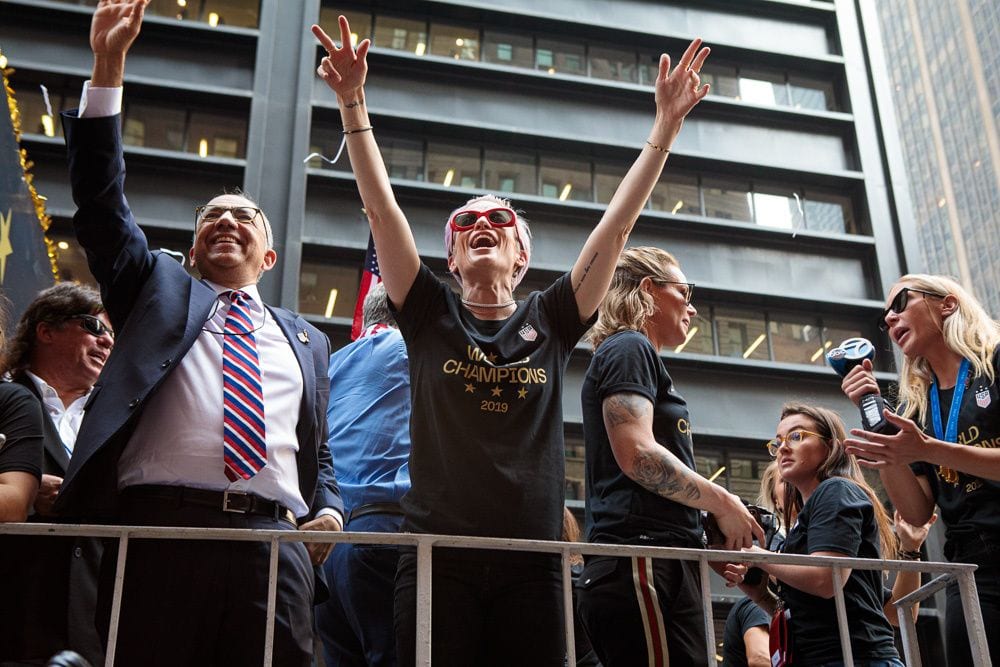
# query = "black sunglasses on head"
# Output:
<box><xmin>878</xmin><ymin>287</ymin><xmax>946</xmax><ymax>331</ymax></box>
<box><xmin>68</xmin><ymin>314</ymin><xmax>114</xmax><ymax>339</ymax></box>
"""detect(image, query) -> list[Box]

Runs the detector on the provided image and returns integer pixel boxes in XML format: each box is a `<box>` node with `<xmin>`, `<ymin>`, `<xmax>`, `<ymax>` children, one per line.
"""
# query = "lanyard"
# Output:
<box><xmin>930</xmin><ymin>358</ymin><xmax>971</xmax><ymax>442</ymax></box>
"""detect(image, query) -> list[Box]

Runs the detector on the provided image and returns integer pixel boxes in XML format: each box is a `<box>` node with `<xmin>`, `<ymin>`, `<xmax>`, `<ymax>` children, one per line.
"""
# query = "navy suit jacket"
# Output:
<box><xmin>54</xmin><ymin>112</ymin><xmax>342</xmax><ymax>522</ymax></box>
<box><xmin>13</xmin><ymin>373</ymin><xmax>70</xmax><ymax>478</ymax></box>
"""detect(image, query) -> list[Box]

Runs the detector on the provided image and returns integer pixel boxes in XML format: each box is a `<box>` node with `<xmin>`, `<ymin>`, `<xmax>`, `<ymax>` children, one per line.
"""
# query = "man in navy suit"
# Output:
<box><xmin>54</xmin><ymin>1</ymin><xmax>343</xmax><ymax>664</ymax></box>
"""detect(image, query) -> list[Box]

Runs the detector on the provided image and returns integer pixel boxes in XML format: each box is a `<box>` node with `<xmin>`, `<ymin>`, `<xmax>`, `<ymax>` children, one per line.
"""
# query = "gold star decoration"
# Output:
<box><xmin>464</xmin><ymin>383</ymin><xmax>475</xmax><ymax>393</ymax></box>
<box><xmin>0</xmin><ymin>208</ymin><xmax>12</xmax><ymax>284</ymax></box>
<box><xmin>487</xmin><ymin>352</ymin><xmax>498</xmax><ymax>363</ymax></box>
<box><xmin>491</xmin><ymin>386</ymin><xmax>503</xmax><ymax>397</ymax></box>
<box><xmin>517</xmin><ymin>387</ymin><xmax>528</xmax><ymax>399</ymax></box>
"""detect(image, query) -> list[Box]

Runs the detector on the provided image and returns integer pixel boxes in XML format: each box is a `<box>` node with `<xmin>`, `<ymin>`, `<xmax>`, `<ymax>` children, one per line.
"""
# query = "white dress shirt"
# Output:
<box><xmin>25</xmin><ymin>371</ymin><xmax>88</xmax><ymax>455</ymax></box>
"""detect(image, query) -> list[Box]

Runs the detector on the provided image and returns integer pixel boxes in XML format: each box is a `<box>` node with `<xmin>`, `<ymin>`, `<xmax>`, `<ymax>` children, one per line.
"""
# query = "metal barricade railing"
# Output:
<box><xmin>0</xmin><ymin>522</ymin><xmax>990</xmax><ymax>667</ymax></box>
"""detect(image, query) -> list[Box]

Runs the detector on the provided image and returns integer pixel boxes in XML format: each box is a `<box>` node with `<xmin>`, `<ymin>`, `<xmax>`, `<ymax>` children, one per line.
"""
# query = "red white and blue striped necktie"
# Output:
<box><xmin>222</xmin><ymin>290</ymin><xmax>267</xmax><ymax>481</ymax></box>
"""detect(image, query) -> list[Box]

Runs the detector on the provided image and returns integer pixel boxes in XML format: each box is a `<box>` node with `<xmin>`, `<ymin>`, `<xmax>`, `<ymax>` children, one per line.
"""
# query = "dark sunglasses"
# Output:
<box><xmin>448</xmin><ymin>206</ymin><xmax>517</xmax><ymax>231</ymax></box>
<box><xmin>878</xmin><ymin>287</ymin><xmax>946</xmax><ymax>331</ymax></box>
<box><xmin>68</xmin><ymin>314</ymin><xmax>114</xmax><ymax>339</ymax></box>
<box><xmin>657</xmin><ymin>280</ymin><xmax>695</xmax><ymax>304</ymax></box>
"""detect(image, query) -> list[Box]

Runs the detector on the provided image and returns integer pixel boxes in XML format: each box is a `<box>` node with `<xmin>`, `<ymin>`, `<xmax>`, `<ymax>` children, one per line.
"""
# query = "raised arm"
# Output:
<box><xmin>603</xmin><ymin>392</ymin><xmax>763</xmax><ymax>549</ymax></box>
<box><xmin>312</xmin><ymin>17</ymin><xmax>420</xmax><ymax>309</ymax></box>
<box><xmin>89</xmin><ymin>0</ymin><xmax>148</xmax><ymax>87</ymax></box>
<box><xmin>571</xmin><ymin>39</ymin><xmax>711</xmax><ymax>321</ymax></box>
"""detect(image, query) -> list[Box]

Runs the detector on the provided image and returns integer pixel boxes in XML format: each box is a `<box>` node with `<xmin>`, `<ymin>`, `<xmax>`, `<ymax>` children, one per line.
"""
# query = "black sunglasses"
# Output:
<box><xmin>878</xmin><ymin>288</ymin><xmax>945</xmax><ymax>331</ymax></box>
<box><xmin>68</xmin><ymin>314</ymin><xmax>114</xmax><ymax>339</ymax></box>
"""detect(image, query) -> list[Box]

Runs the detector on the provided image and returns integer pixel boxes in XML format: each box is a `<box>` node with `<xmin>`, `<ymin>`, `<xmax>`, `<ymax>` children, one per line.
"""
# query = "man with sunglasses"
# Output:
<box><xmin>53</xmin><ymin>2</ymin><xmax>343</xmax><ymax>664</ymax></box>
<box><xmin>0</xmin><ymin>282</ymin><xmax>110</xmax><ymax>664</ymax></box>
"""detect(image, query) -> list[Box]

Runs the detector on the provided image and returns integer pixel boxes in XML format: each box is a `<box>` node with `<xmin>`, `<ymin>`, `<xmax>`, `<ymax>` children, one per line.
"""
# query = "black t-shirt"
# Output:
<box><xmin>910</xmin><ymin>348</ymin><xmax>1000</xmax><ymax>557</ymax></box>
<box><xmin>394</xmin><ymin>264</ymin><xmax>592</xmax><ymax>540</ymax></box>
<box><xmin>721</xmin><ymin>596</ymin><xmax>770</xmax><ymax>667</ymax></box>
<box><xmin>581</xmin><ymin>330</ymin><xmax>702</xmax><ymax>547</ymax></box>
<box><xmin>0</xmin><ymin>382</ymin><xmax>43</xmax><ymax>480</ymax></box>
<box><xmin>779</xmin><ymin>477</ymin><xmax>898</xmax><ymax>663</ymax></box>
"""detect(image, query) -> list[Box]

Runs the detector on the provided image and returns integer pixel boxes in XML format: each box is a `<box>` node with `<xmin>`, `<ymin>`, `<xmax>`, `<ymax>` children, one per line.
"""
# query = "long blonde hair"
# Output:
<box><xmin>779</xmin><ymin>403</ymin><xmax>897</xmax><ymax>560</ymax></box>
<box><xmin>587</xmin><ymin>246</ymin><xmax>680</xmax><ymax>350</ymax></box>
<box><xmin>893</xmin><ymin>274</ymin><xmax>1000</xmax><ymax>424</ymax></box>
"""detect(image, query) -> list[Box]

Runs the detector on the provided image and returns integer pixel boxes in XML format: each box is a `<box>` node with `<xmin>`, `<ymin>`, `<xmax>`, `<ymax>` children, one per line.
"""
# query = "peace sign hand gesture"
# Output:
<box><xmin>312</xmin><ymin>16</ymin><xmax>371</xmax><ymax>102</ymax></box>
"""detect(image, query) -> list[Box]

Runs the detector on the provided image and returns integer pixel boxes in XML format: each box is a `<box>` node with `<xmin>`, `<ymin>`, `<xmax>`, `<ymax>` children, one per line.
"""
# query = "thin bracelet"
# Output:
<box><xmin>343</xmin><ymin>125</ymin><xmax>374</xmax><ymax>135</ymax></box>
<box><xmin>645</xmin><ymin>140</ymin><xmax>670</xmax><ymax>154</ymax></box>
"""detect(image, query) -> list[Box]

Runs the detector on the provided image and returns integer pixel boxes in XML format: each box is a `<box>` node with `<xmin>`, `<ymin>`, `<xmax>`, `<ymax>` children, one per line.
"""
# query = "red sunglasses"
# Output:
<box><xmin>448</xmin><ymin>206</ymin><xmax>517</xmax><ymax>232</ymax></box>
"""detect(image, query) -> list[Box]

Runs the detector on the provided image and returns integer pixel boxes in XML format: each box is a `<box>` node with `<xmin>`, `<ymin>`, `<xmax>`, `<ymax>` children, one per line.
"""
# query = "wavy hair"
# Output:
<box><xmin>892</xmin><ymin>274</ymin><xmax>1000</xmax><ymax>424</ymax></box>
<box><xmin>779</xmin><ymin>403</ymin><xmax>897</xmax><ymax>560</ymax></box>
<box><xmin>587</xmin><ymin>246</ymin><xmax>680</xmax><ymax>350</ymax></box>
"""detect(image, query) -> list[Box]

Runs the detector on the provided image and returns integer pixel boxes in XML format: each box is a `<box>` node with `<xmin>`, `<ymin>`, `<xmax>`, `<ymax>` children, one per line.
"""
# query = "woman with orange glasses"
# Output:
<box><xmin>741</xmin><ymin>403</ymin><xmax>901</xmax><ymax>667</ymax></box>
<box><xmin>312</xmin><ymin>14</ymin><xmax>713</xmax><ymax>665</ymax></box>
<box><xmin>840</xmin><ymin>274</ymin><xmax>1000</xmax><ymax>665</ymax></box>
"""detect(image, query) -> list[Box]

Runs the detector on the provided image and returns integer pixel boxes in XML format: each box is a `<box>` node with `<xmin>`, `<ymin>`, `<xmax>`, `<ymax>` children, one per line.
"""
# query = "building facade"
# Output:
<box><xmin>3</xmin><ymin>0</ymin><xmax>940</xmax><ymax>660</ymax></box>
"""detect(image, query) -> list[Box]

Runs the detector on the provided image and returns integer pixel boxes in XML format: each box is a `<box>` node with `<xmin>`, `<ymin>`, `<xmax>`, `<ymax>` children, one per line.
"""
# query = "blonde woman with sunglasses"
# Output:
<box><xmin>312</xmin><ymin>15</ymin><xmax>713</xmax><ymax>666</ymax></box>
<box><xmin>840</xmin><ymin>274</ymin><xmax>1000</xmax><ymax>665</ymax></box>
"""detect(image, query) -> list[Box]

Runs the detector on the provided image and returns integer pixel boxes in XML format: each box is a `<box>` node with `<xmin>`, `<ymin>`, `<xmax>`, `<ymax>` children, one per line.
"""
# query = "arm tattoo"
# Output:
<box><xmin>604</xmin><ymin>393</ymin><xmax>649</xmax><ymax>428</ymax></box>
<box><xmin>345</xmin><ymin>99</ymin><xmax>365</xmax><ymax>109</ymax></box>
<box><xmin>633</xmin><ymin>449</ymin><xmax>702</xmax><ymax>502</ymax></box>
<box><xmin>574</xmin><ymin>252</ymin><xmax>599</xmax><ymax>294</ymax></box>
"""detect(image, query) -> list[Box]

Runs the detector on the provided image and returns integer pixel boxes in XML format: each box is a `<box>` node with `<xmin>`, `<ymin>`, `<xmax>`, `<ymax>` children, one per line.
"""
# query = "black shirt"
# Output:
<box><xmin>721</xmin><ymin>596</ymin><xmax>770</xmax><ymax>667</ymax></box>
<box><xmin>779</xmin><ymin>477</ymin><xmax>899</xmax><ymax>663</ymax></box>
<box><xmin>394</xmin><ymin>264</ymin><xmax>592</xmax><ymax>540</ymax></box>
<box><xmin>911</xmin><ymin>347</ymin><xmax>1000</xmax><ymax>559</ymax></box>
<box><xmin>0</xmin><ymin>382</ymin><xmax>43</xmax><ymax>480</ymax></box>
<box><xmin>581</xmin><ymin>330</ymin><xmax>702</xmax><ymax>547</ymax></box>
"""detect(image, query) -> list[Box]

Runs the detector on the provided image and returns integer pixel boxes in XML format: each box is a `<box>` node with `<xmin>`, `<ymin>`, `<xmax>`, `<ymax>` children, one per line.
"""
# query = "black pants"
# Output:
<box><xmin>393</xmin><ymin>548</ymin><xmax>565</xmax><ymax>667</ymax></box>
<box><xmin>945</xmin><ymin>564</ymin><xmax>1000</xmax><ymax>667</ymax></box>
<box><xmin>97</xmin><ymin>494</ymin><xmax>314</xmax><ymax>667</ymax></box>
<box><xmin>576</xmin><ymin>555</ymin><xmax>706</xmax><ymax>667</ymax></box>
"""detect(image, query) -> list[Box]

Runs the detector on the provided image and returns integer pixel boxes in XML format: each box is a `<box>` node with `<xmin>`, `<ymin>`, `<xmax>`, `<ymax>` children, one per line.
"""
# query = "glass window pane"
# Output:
<box><xmin>769</xmin><ymin>316</ymin><xmax>824</xmax><ymax>365</ymax></box>
<box><xmin>429</xmin><ymin>22</ymin><xmax>480</xmax><ymax>61</ymax></box>
<box><xmin>589</xmin><ymin>46</ymin><xmax>638</xmax><ymax>83</ymax></box>
<box><xmin>788</xmin><ymin>76</ymin><xmax>836</xmax><ymax>111</ymax></box>
<box><xmin>650</xmin><ymin>174</ymin><xmax>700</xmax><ymax>215</ymax></box>
<box><xmin>318</xmin><ymin>8</ymin><xmax>372</xmax><ymax>45</ymax></box>
<box><xmin>539</xmin><ymin>157</ymin><xmax>591</xmax><ymax>202</ymax></box>
<box><xmin>308</xmin><ymin>126</ymin><xmax>352</xmax><ymax>172</ymax></box>
<box><xmin>716</xmin><ymin>308</ymin><xmax>768</xmax><ymax>360</ymax></box>
<box><xmin>674</xmin><ymin>312</ymin><xmax>713</xmax><ymax>355</ymax></box>
<box><xmin>729</xmin><ymin>457</ymin><xmax>767</xmax><ymax>503</ymax></box>
<box><xmin>484</xmin><ymin>149</ymin><xmax>537</xmax><ymax>195</ymax></box>
<box><xmin>427</xmin><ymin>142</ymin><xmax>480</xmax><ymax>188</ymax></box>
<box><xmin>188</xmin><ymin>111</ymin><xmax>247</xmax><ymax>158</ymax></box>
<box><xmin>565</xmin><ymin>436</ymin><xmax>586</xmax><ymax>501</ymax></box>
<box><xmin>738</xmin><ymin>69</ymin><xmax>789</xmax><ymax>107</ymax></box>
<box><xmin>752</xmin><ymin>189</ymin><xmax>802</xmax><ymax>230</ymax></box>
<box><xmin>638</xmin><ymin>53</ymin><xmax>661</xmax><ymax>86</ymax></box>
<box><xmin>10</xmin><ymin>87</ymin><xmax>64</xmax><ymax>137</ymax></box>
<box><xmin>200</xmin><ymin>0</ymin><xmax>260</xmax><ymax>28</ymax></box>
<box><xmin>374</xmin><ymin>15</ymin><xmax>427</xmax><ymax>55</ymax></box>
<box><xmin>703</xmin><ymin>178</ymin><xmax>752</xmax><ymax>222</ymax></box>
<box><xmin>381</xmin><ymin>136</ymin><xmax>424</xmax><ymax>181</ymax></box>
<box><xmin>299</xmin><ymin>261</ymin><xmax>360</xmax><ymax>319</ymax></box>
<box><xmin>695</xmin><ymin>453</ymin><xmax>722</xmax><ymax>479</ymax></box>
<box><xmin>123</xmin><ymin>104</ymin><xmax>186</xmax><ymax>151</ymax></box>
<box><xmin>804</xmin><ymin>191</ymin><xmax>855</xmax><ymax>234</ymax></box>
<box><xmin>536</xmin><ymin>39</ymin><xmax>585</xmax><ymax>76</ymax></box>
<box><xmin>594</xmin><ymin>163</ymin><xmax>628</xmax><ymax>204</ymax></box>
<box><xmin>483</xmin><ymin>31</ymin><xmax>534</xmax><ymax>68</ymax></box>
<box><xmin>701</xmin><ymin>64</ymin><xmax>738</xmax><ymax>99</ymax></box>
<box><xmin>821</xmin><ymin>319</ymin><xmax>890</xmax><ymax>370</ymax></box>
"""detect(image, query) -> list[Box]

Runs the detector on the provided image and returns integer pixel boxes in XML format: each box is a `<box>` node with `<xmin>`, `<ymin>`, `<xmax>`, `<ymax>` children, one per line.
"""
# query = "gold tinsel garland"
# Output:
<box><xmin>1</xmin><ymin>49</ymin><xmax>61</xmax><ymax>282</ymax></box>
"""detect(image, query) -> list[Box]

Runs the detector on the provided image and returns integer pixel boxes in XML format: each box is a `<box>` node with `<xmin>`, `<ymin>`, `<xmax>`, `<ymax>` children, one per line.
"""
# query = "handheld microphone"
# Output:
<box><xmin>826</xmin><ymin>338</ymin><xmax>897</xmax><ymax>434</ymax></box>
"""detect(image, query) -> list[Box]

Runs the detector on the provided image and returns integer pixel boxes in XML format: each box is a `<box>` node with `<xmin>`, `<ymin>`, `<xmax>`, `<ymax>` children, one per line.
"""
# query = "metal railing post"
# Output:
<box><xmin>699</xmin><ymin>556</ymin><xmax>716</xmax><ymax>667</ymax></box>
<box><xmin>562</xmin><ymin>550</ymin><xmax>577</xmax><ymax>666</ymax></box>
<box><xmin>831</xmin><ymin>566</ymin><xmax>854</xmax><ymax>666</ymax></box>
<box><xmin>895</xmin><ymin>601</ymin><xmax>922</xmax><ymax>667</ymax></box>
<box><xmin>104</xmin><ymin>531</ymin><xmax>129</xmax><ymax>667</ymax></box>
<box><xmin>415</xmin><ymin>538</ymin><xmax>433</xmax><ymax>666</ymax></box>
<box><xmin>263</xmin><ymin>535</ymin><xmax>280</xmax><ymax>667</ymax></box>
<box><xmin>957</xmin><ymin>570</ymin><xmax>992</xmax><ymax>667</ymax></box>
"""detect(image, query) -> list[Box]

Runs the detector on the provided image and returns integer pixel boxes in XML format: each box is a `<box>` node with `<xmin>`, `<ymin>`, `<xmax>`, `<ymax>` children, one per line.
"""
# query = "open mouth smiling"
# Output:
<box><xmin>470</xmin><ymin>233</ymin><xmax>497</xmax><ymax>250</ymax></box>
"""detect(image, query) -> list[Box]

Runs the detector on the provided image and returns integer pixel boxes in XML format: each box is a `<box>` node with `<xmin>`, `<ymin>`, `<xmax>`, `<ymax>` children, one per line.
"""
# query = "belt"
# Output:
<box><xmin>121</xmin><ymin>485</ymin><xmax>297</xmax><ymax>526</ymax></box>
<box><xmin>346</xmin><ymin>502</ymin><xmax>404</xmax><ymax>524</ymax></box>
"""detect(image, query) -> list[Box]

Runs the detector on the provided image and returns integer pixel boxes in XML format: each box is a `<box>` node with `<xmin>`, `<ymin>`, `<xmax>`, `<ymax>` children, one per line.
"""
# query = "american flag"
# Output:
<box><xmin>351</xmin><ymin>233</ymin><xmax>381</xmax><ymax>340</ymax></box>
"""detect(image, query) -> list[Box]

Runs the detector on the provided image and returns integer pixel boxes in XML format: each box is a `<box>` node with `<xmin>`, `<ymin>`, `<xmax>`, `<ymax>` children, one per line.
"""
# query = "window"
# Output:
<box><xmin>716</xmin><ymin>308</ymin><xmax>768</xmax><ymax>361</ymax></box>
<box><xmin>752</xmin><ymin>189</ymin><xmax>802</xmax><ymax>230</ymax></box>
<box><xmin>594</xmin><ymin>163</ymin><xmax>628</xmax><ymax>204</ymax></box>
<box><xmin>426</xmin><ymin>142</ymin><xmax>480</xmax><ymax>188</ymax></box>
<box><xmin>738</xmin><ymin>69</ymin><xmax>789</xmax><ymax>107</ymax></box>
<box><xmin>484</xmin><ymin>149</ymin><xmax>537</xmax><ymax>195</ymax></box>
<box><xmin>11</xmin><ymin>86</ymin><xmax>66</xmax><ymax>138</ymax></box>
<box><xmin>540</xmin><ymin>157</ymin><xmax>591</xmax><ymax>202</ymax></box>
<box><xmin>380</xmin><ymin>137</ymin><xmax>424</xmax><ymax>181</ymax></box>
<box><xmin>318</xmin><ymin>9</ymin><xmax>372</xmax><ymax>45</ymax></box>
<box><xmin>308</xmin><ymin>126</ymin><xmax>353</xmax><ymax>172</ymax></box>
<box><xmin>374</xmin><ymin>15</ymin><xmax>427</xmax><ymax>55</ymax></box>
<box><xmin>650</xmin><ymin>174</ymin><xmax>701</xmax><ymax>215</ymax></box>
<box><xmin>589</xmin><ymin>46</ymin><xmax>638</xmax><ymax>83</ymax></box>
<box><xmin>429</xmin><ymin>22</ymin><xmax>480</xmax><ymax>61</ymax></box>
<box><xmin>769</xmin><ymin>316</ymin><xmax>824</xmax><ymax>365</ymax></box>
<box><xmin>535</xmin><ymin>38</ymin><xmax>585</xmax><ymax>76</ymax></box>
<box><xmin>703</xmin><ymin>178</ymin><xmax>752</xmax><ymax>222</ymax></box>
<box><xmin>728</xmin><ymin>457</ymin><xmax>768</xmax><ymax>502</ymax></box>
<box><xmin>701</xmin><ymin>64</ymin><xmax>739</xmax><ymax>99</ymax></box>
<box><xmin>789</xmin><ymin>76</ymin><xmax>837</xmax><ymax>111</ymax></box>
<box><xmin>804</xmin><ymin>190</ymin><xmax>855</xmax><ymax>234</ymax></box>
<box><xmin>122</xmin><ymin>104</ymin><xmax>187</xmax><ymax>152</ymax></box>
<box><xmin>674</xmin><ymin>312</ymin><xmax>714</xmax><ymax>355</ymax></box>
<box><xmin>188</xmin><ymin>111</ymin><xmax>246</xmax><ymax>158</ymax></box>
<box><xmin>299</xmin><ymin>261</ymin><xmax>360</xmax><ymax>319</ymax></box>
<box><xmin>483</xmin><ymin>31</ymin><xmax>534</xmax><ymax>68</ymax></box>
<box><xmin>144</xmin><ymin>0</ymin><xmax>260</xmax><ymax>27</ymax></box>
<box><xmin>638</xmin><ymin>53</ymin><xmax>662</xmax><ymax>86</ymax></box>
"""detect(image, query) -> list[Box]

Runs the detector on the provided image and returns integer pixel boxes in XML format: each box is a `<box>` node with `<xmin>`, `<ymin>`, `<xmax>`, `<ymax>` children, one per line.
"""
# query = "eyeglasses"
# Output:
<box><xmin>765</xmin><ymin>429</ymin><xmax>826</xmax><ymax>457</ymax></box>
<box><xmin>195</xmin><ymin>205</ymin><xmax>263</xmax><ymax>227</ymax></box>
<box><xmin>448</xmin><ymin>206</ymin><xmax>517</xmax><ymax>232</ymax></box>
<box><xmin>657</xmin><ymin>280</ymin><xmax>695</xmax><ymax>304</ymax></box>
<box><xmin>68</xmin><ymin>314</ymin><xmax>114</xmax><ymax>339</ymax></box>
<box><xmin>878</xmin><ymin>287</ymin><xmax>946</xmax><ymax>331</ymax></box>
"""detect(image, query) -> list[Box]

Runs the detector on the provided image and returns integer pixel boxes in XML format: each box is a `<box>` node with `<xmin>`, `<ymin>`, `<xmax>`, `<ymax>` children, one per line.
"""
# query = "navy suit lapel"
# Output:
<box><xmin>269</xmin><ymin>307</ymin><xmax>316</xmax><ymax>408</ymax></box>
